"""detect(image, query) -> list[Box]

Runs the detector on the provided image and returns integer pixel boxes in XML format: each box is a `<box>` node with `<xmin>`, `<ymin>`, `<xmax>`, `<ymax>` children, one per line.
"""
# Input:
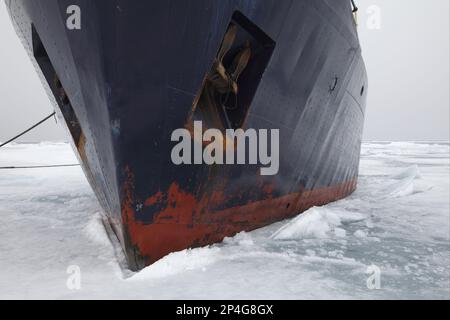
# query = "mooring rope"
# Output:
<box><xmin>351</xmin><ymin>0</ymin><xmax>358</xmax><ymax>13</ymax></box>
<box><xmin>0</xmin><ymin>164</ymin><xmax>80</xmax><ymax>170</ymax></box>
<box><xmin>350</xmin><ymin>0</ymin><xmax>359</xmax><ymax>25</ymax></box>
<box><xmin>0</xmin><ymin>112</ymin><xmax>56</xmax><ymax>148</ymax></box>
<box><xmin>0</xmin><ymin>112</ymin><xmax>80</xmax><ymax>170</ymax></box>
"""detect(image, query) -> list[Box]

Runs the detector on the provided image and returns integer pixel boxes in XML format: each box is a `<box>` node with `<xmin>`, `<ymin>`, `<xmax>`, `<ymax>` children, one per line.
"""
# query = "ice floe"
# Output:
<box><xmin>0</xmin><ymin>142</ymin><xmax>448</xmax><ymax>299</ymax></box>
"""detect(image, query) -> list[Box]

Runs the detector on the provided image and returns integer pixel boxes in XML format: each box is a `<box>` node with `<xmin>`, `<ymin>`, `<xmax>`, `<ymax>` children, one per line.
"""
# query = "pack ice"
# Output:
<box><xmin>0</xmin><ymin>141</ymin><xmax>448</xmax><ymax>299</ymax></box>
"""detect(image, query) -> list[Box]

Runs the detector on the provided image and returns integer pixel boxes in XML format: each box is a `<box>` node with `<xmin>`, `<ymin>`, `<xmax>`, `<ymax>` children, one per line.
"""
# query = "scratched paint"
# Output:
<box><xmin>120</xmin><ymin>166</ymin><xmax>357</xmax><ymax>268</ymax></box>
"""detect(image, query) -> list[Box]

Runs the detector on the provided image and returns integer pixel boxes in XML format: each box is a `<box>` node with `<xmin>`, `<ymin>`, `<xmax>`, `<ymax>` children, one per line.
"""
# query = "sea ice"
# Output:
<box><xmin>0</xmin><ymin>141</ymin><xmax>448</xmax><ymax>299</ymax></box>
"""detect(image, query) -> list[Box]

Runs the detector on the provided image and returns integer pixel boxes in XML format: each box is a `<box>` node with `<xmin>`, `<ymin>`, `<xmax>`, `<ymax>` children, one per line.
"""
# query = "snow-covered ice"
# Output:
<box><xmin>0</xmin><ymin>141</ymin><xmax>449</xmax><ymax>299</ymax></box>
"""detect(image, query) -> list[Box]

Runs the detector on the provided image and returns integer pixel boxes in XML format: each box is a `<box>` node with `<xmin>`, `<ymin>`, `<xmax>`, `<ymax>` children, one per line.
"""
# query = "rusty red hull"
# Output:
<box><xmin>7</xmin><ymin>0</ymin><xmax>367</xmax><ymax>270</ymax></box>
<box><xmin>123</xmin><ymin>172</ymin><xmax>358</xmax><ymax>265</ymax></box>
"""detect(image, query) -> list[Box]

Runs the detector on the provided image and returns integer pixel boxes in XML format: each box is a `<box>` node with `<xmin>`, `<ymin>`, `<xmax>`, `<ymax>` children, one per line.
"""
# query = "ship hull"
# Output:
<box><xmin>6</xmin><ymin>0</ymin><xmax>367</xmax><ymax>270</ymax></box>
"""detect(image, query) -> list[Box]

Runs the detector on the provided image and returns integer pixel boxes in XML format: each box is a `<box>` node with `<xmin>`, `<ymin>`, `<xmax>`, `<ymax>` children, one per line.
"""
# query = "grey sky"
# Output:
<box><xmin>0</xmin><ymin>0</ymin><xmax>448</xmax><ymax>142</ymax></box>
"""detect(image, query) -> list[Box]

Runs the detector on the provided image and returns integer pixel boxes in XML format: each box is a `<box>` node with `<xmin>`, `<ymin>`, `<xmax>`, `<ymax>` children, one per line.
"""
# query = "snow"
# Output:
<box><xmin>0</xmin><ymin>141</ymin><xmax>449</xmax><ymax>299</ymax></box>
<box><xmin>383</xmin><ymin>166</ymin><xmax>421</xmax><ymax>198</ymax></box>
<box><xmin>354</xmin><ymin>230</ymin><xmax>367</xmax><ymax>238</ymax></box>
<box><xmin>271</xmin><ymin>207</ymin><xmax>368</xmax><ymax>240</ymax></box>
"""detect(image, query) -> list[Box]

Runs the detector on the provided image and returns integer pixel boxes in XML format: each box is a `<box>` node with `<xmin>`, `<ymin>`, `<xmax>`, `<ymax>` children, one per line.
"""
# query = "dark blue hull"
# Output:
<box><xmin>7</xmin><ymin>0</ymin><xmax>367</xmax><ymax>270</ymax></box>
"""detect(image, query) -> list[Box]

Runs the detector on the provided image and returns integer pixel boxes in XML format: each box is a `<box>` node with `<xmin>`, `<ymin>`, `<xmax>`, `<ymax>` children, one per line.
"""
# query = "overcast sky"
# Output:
<box><xmin>0</xmin><ymin>0</ymin><xmax>448</xmax><ymax>142</ymax></box>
